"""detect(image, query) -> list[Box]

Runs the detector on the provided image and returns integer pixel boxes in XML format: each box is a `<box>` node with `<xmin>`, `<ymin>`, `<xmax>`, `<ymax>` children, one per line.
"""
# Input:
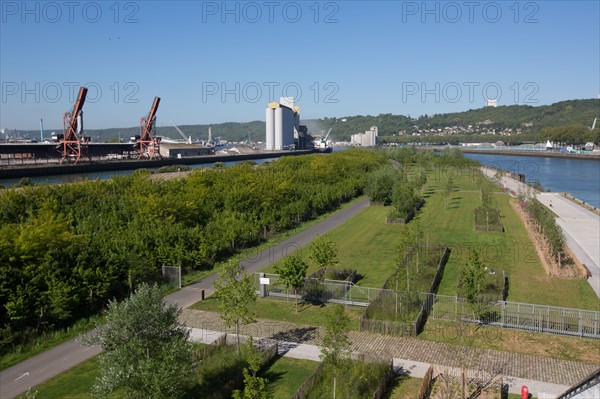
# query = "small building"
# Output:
<box><xmin>159</xmin><ymin>143</ymin><xmax>212</xmax><ymax>158</ymax></box>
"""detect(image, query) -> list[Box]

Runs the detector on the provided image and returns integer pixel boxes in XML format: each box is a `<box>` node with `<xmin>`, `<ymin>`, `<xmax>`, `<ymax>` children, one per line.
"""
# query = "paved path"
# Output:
<box><xmin>537</xmin><ymin>192</ymin><xmax>600</xmax><ymax>297</ymax></box>
<box><xmin>481</xmin><ymin>167</ymin><xmax>600</xmax><ymax>299</ymax></box>
<box><xmin>182</xmin><ymin>310</ymin><xmax>599</xmax><ymax>398</ymax></box>
<box><xmin>0</xmin><ymin>198</ymin><xmax>370</xmax><ymax>398</ymax></box>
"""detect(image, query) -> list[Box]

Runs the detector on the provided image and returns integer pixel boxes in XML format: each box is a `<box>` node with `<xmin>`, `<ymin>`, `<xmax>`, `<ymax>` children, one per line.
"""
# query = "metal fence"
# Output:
<box><xmin>428</xmin><ymin>294</ymin><xmax>600</xmax><ymax>339</ymax></box>
<box><xmin>254</xmin><ymin>272</ymin><xmax>381</xmax><ymax>306</ymax></box>
<box><xmin>161</xmin><ymin>264</ymin><xmax>181</xmax><ymax>288</ymax></box>
<box><xmin>254</xmin><ymin>273</ymin><xmax>600</xmax><ymax>339</ymax></box>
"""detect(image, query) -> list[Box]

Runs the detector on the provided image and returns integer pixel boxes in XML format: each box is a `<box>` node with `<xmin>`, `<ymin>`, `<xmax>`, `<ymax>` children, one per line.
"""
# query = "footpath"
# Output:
<box><xmin>183</xmin><ymin>309</ymin><xmax>598</xmax><ymax>398</ymax></box>
<box><xmin>481</xmin><ymin>167</ymin><xmax>600</xmax><ymax>298</ymax></box>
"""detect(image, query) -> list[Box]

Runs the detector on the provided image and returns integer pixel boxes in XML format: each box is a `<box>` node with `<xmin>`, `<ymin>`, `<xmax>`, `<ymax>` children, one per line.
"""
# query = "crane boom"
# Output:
<box><xmin>135</xmin><ymin>97</ymin><xmax>161</xmax><ymax>159</ymax></box>
<box><xmin>171</xmin><ymin>122</ymin><xmax>192</xmax><ymax>144</ymax></box>
<box><xmin>60</xmin><ymin>86</ymin><xmax>89</xmax><ymax>163</ymax></box>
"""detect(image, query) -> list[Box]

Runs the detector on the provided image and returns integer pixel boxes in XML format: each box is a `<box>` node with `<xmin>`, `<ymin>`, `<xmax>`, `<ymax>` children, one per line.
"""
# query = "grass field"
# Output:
<box><xmin>304</xmin><ymin>359</ymin><xmax>390</xmax><ymax>399</ymax></box>
<box><xmin>259</xmin><ymin>166</ymin><xmax>598</xmax><ymax>310</ymax></box>
<box><xmin>384</xmin><ymin>375</ymin><xmax>423</xmax><ymax>398</ymax></box>
<box><xmin>191</xmin><ymin>296</ymin><xmax>365</xmax><ymax>330</ymax></box>
<box><xmin>261</xmin><ymin>205</ymin><xmax>404</xmax><ymax>288</ymax></box>
<box><xmin>417</xmin><ymin>169</ymin><xmax>599</xmax><ymax>310</ymax></box>
<box><xmin>17</xmin><ymin>356</ymin><xmax>110</xmax><ymax>399</ymax></box>
<box><xmin>262</xmin><ymin>357</ymin><xmax>319</xmax><ymax>399</ymax></box>
<box><xmin>421</xmin><ymin>319</ymin><xmax>600</xmax><ymax>364</ymax></box>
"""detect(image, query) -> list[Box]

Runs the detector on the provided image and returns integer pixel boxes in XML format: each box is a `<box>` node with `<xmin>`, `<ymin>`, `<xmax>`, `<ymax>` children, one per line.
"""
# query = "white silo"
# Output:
<box><xmin>281</xmin><ymin>106</ymin><xmax>295</xmax><ymax>148</ymax></box>
<box><xmin>265</xmin><ymin>107</ymin><xmax>275</xmax><ymax>150</ymax></box>
<box><xmin>274</xmin><ymin>107</ymin><xmax>283</xmax><ymax>150</ymax></box>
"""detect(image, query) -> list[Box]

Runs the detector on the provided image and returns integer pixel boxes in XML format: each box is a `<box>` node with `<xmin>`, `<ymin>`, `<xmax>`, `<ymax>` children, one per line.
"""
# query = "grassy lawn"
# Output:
<box><xmin>420</xmin><ymin>319</ymin><xmax>600</xmax><ymax>364</ymax></box>
<box><xmin>262</xmin><ymin>357</ymin><xmax>319</xmax><ymax>399</ymax></box>
<box><xmin>17</xmin><ymin>356</ymin><xmax>111</xmax><ymax>399</ymax></box>
<box><xmin>258</xmin><ymin>166</ymin><xmax>598</xmax><ymax>311</ymax></box>
<box><xmin>262</xmin><ymin>205</ymin><xmax>404</xmax><ymax>288</ymax></box>
<box><xmin>305</xmin><ymin>359</ymin><xmax>390</xmax><ymax>399</ymax></box>
<box><xmin>420</xmin><ymin>169</ymin><xmax>599</xmax><ymax>310</ymax></box>
<box><xmin>1</xmin><ymin>315</ymin><xmax>103</xmax><ymax>372</ymax></box>
<box><xmin>191</xmin><ymin>296</ymin><xmax>364</xmax><ymax>330</ymax></box>
<box><xmin>384</xmin><ymin>375</ymin><xmax>423</xmax><ymax>398</ymax></box>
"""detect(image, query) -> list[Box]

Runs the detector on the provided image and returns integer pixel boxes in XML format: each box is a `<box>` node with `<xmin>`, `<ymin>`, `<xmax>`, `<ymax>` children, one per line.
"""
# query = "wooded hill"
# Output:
<box><xmin>8</xmin><ymin>99</ymin><xmax>599</xmax><ymax>143</ymax></box>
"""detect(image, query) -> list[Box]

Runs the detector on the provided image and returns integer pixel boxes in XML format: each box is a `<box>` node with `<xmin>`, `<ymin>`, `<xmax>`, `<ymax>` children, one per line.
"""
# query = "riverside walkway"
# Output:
<box><xmin>481</xmin><ymin>167</ymin><xmax>600</xmax><ymax>298</ymax></box>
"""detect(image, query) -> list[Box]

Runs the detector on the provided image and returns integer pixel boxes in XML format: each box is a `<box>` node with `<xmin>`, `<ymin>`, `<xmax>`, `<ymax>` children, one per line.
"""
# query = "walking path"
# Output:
<box><xmin>0</xmin><ymin>198</ymin><xmax>370</xmax><ymax>399</ymax></box>
<box><xmin>481</xmin><ymin>167</ymin><xmax>600</xmax><ymax>298</ymax></box>
<box><xmin>182</xmin><ymin>310</ymin><xmax>599</xmax><ymax>398</ymax></box>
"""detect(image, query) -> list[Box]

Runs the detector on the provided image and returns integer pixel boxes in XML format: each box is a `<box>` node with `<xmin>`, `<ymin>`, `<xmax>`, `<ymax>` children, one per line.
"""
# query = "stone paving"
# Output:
<box><xmin>181</xmin><ymin>309</ymin><xmax>600</xmax><ymax>387</ymax></box>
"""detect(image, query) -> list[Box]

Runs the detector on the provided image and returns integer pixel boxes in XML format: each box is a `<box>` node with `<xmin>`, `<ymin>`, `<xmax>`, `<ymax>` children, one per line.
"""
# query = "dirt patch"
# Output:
<box><xmin>510</xmin><ymin>200</ymin><xmax>585</xmax><ymax>279</ymax></box>
<box><xmin>149</xmin><ymin>170</ymin><xmax>192</xmax><ymax>181</ymax></box>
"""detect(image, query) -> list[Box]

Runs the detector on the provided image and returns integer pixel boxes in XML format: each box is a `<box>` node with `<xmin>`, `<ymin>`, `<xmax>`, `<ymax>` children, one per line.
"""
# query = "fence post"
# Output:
<box><xmin>579</xmin><ymin>310</ymin><xmax>583</xmax><ymax>337</ymax></box>
<box><xmin>455</xmin><ymin>296</ymin><xmax>458</xmax><ymax>321</ymax></box>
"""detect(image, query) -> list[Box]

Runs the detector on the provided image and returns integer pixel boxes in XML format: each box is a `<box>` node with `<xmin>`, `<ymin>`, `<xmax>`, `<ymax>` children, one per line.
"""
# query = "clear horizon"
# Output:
<box><xmin>2</xmin><ymin>1</ymin><xmax>599</xmax><ymax>130</ymax></box>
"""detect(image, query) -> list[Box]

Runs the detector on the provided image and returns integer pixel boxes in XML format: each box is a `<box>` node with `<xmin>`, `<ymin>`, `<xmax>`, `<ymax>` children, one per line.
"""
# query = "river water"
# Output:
<box><xmin>465</xmin><ymin>153</ymin><xmax>600</xmax><ymax>208</ymax></box>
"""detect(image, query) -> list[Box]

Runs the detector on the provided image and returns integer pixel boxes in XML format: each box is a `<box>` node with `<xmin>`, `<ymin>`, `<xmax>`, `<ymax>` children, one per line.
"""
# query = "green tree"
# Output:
<box><xmin>365</xmin><ymin>164</ymin><xmax>401</xmax><ymax>205</ymax></box>
<box><xmin>274</xmin><ymin>255</ymin><xmax>308</xmax><ymax>313</ymax></box>
<box><xmin>320</xmin><ymin>304</ymin><xmax>351</xmax><ymax>399</ymax></box>
<box><xmin>309</xmin><ymin>236</ymin><xmax>339</xmax><ymax>273</ymax></box>
<box><xmin>232</xmin><ymin>343</ymin><xmax>269</xmax><ymax>399</ymax></box>
<box><xmin>214</xmin><ymin>262</ymin><xmax>257</xmax><ymax>353</ymax></box>
<box><xmin>444</xmin><ymin>175</ymin><xmax>454</xmax><ymax>209</ymax></box>
<box><xmin>457</xmin><ymin>250</ymin><xmax>486</xmax><ymax>309</ymax></box>
<box><xmin>84</xmin><ymin>283</ymin><xmax>194</xmax><ymax>399</ymax></box>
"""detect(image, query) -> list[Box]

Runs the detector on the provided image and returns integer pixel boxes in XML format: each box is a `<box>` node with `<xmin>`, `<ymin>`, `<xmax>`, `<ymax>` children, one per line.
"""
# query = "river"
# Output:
<box><xmin>465</xmin><ymin>153</ymin><xmax>600</xmax><ymax>208</ymax></box>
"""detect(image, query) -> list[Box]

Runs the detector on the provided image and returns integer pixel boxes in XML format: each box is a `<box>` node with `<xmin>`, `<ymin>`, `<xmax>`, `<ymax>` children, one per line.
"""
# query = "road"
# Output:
<box><xmin>482</xmin><ymin>167</ymin><xmax>600</xmax><ymax>299</ymax></box>
<box><xmin>0</xmin><ymin>197</ymin><xmax>370</xmax><ymax>398</ymax></box>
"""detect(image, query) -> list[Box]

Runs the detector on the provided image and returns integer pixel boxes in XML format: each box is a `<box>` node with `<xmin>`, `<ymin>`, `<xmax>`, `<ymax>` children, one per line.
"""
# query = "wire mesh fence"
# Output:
<box><xmin>253</xmin><ymin>273</ymin><xmax>600</xmax><ymax>339</ymax></box>
<box><xmin>161</xmin><ymin>264</ymin><xmax>181</xmax><ymax>288</ymax></box>
<box><xmin>428</xmin><ymin>294</ymin><xmax>600</xmax><ymax>339</ymax></box>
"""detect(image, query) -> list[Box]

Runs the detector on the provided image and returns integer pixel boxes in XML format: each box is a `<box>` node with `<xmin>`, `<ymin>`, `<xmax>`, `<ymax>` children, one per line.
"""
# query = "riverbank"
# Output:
<box><xmin>0</xmin><ymin>149</ymin><xmax>313</xmax><ymax>180</ymax></box>
<box><xmin>461</xmin><ymin>148</ymin><xmax>600</xmax><ymax>160</ymax></box>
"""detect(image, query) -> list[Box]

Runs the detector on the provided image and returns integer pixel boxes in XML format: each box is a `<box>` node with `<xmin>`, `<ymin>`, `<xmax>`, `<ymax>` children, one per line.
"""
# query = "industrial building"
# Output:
<box><xmin>265</xmin><ymin>97</ymin><xmax>300</xmax><ymax>150</ymax></box>
<box><xmin>351</xmin><ymin>126</ymin><xmax>378</xmax><ymax>147</ymax></box>
<box><xmin>159</xmin><ymin>143</ymin><xmax>213</xmax><ymax>158</ymax></box>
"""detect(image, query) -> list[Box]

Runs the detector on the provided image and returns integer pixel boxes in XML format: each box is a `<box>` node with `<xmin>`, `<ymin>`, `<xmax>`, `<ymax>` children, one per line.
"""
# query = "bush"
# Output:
<box><xmin>157</xmin><ymin>164</ymin><xmax>191</xmax><ymax>173</ymax></box>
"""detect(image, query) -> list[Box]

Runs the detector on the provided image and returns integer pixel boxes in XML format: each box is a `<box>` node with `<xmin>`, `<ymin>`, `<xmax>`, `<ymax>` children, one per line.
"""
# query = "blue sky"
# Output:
<box><xmin>1</xmin><ymin>0</ymin><xmax>599</xmax><ymax>130</ymax></box>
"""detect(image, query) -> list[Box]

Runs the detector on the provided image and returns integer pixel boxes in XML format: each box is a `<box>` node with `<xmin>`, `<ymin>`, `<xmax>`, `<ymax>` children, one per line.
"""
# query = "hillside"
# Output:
<box><xmin>6</xmin><ymin>99</ymin><xmax>599</xmax><ymax>144</ymax></box>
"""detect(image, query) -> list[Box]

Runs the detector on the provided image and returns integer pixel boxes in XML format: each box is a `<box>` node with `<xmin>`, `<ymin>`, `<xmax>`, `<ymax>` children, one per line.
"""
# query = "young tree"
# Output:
<box><xmin>84</xmin><ymin>283</ymin><xmax>194</xmax><ymax>399</ymax></box>
<box><xmin>232</xmin><ymin>343</ymin><xmax>269</xmax><ymax>399</ymax></box>
<box><xmin>457</xmin><ymin>249</ymin><xmax>486</xmax><ymax>311</ymax></box>
<box><xmin>214</xmin><ymin>261</ymin><xmax>257</xmax><ymax>353</ymax></box>
<box><xmin>444</xmin><ymin>176</ymin><xmax>454</xmax><ymax>209</ymax></box>
<box><xmin>396</xmin><ymin>226</ymin><xmax>416</xmax><ymax>291</ymax></box>
<box><xmin>320</xmin><ymin>304</ymin><xmax>351</xmax><ymax>399</ymax></box>
<box><xmin>274</xmin><ymin>255</ymin><xmax>308</xmax><ymax>313</ymax></box>
<box><xmin>309</xmin><ymin>236</ymin><xmax>339</xmax><ymax>274</ymax></box>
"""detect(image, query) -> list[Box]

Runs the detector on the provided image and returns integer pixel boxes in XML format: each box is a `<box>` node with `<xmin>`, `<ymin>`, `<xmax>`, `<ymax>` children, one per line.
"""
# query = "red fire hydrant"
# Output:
<box><xmin>521</xmin><ymin>385</ymin><xmax>529</xmax><ymax>399</ymax></box>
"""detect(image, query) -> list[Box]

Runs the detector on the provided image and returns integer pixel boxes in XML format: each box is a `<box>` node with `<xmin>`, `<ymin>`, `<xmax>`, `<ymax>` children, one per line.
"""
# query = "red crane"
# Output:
<box><xmin>135</xmin><ymin>96</ymin><xmax>161</xmax><ymax>159</ymax></box>
<box><xmin>60</xmin><ymin>86</ymin><xmax>89</xmax><ymax>164</ymax></box>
